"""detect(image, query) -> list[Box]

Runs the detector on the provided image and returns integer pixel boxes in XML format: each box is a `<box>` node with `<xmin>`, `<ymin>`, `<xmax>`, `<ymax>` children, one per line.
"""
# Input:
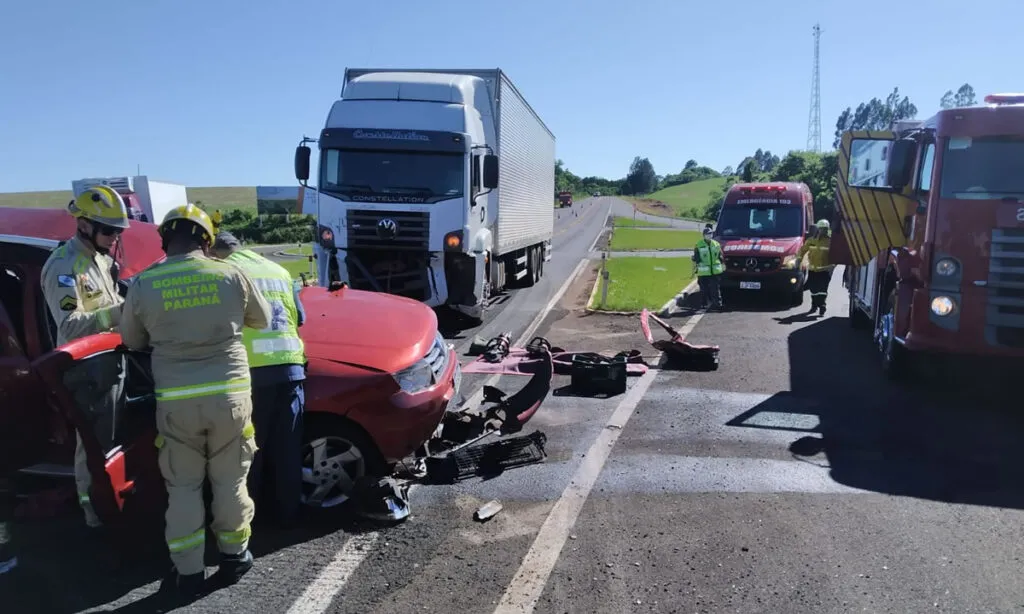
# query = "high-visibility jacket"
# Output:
<box><xmin>693</xmin><ymin>238</ymin><xmax>725</xmax><ymax>277</ymax></box>
<box><xmin>224</xmin><ymin>249</ymin><xmax>306</xmax><ymax>368</ymax></box>
<box><xmin>797</xmin><ymin>236</ymin><xmax>833</xmax><ymax>272</ymax></box>
<box><xmin>40</xmin><ymin>236</ymin><xmax>123</xmax><ymax>347</ymax></box>
<box><xmin>119</xmin><ymin>250</ymin><xmax>272</xmax><ymax>402</ymax></box>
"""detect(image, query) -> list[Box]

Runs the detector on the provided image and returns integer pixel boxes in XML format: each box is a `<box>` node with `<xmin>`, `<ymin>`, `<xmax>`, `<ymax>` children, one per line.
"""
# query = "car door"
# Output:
<box><xmin>30</xmin><ymin>333</ymin><xmax>166</xmax><ymax>527</ymax></box>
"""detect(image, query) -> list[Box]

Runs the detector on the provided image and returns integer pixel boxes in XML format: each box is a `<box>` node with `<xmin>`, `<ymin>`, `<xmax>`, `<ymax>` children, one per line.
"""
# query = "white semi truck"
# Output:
<box><xmin>71</xmin><ymin>176</ymin><xmax>187</xmax><ymax>225</ymax></box>
<box><xmin>294</xmin><ymin>68</ymin><xmax>556</xmax><ymax>323</ymax></box>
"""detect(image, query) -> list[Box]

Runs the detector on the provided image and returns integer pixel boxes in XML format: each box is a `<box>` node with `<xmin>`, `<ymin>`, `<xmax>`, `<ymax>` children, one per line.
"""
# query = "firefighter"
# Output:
<box><xmin>40</xmin><ymin>185</ymin><xmax>130</xmax><ymax>529</ymax></box>
<box><xmin>692</xmin><ymin>225</ymin><xmax>725</xmax><ymax>310</ymax></box>
<box><xmin>119</xmin><ymin>204</ymin><xmax>272</xmax><ymax>598</ymax></box>
<box><xmin>797</xmin><ymin>219</ymin><xmax>835</xmax><ymax>316</ymax></box>
<box><xmin>210</xmin><ymin>231</ymin><xmax>307</xmax><ymax>528</ymax></box>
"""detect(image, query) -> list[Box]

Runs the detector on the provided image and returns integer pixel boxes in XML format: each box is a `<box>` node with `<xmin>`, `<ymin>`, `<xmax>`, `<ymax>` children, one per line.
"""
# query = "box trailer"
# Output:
<box><xmin>71</xmin><ymin>176</ymin><xmax>186</xmax><ymax>225</ymax></box>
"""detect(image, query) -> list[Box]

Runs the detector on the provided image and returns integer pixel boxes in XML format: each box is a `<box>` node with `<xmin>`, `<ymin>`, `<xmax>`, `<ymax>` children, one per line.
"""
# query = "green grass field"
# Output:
<box><xmin>589</xmin><ymin>257</ymin><xmax>694</xmax><ymax>312</ymax></box>
<box><xmin>608</xmin><ymin>228</ymin><xmax>700</xmax><ymax>251</ymax></box>
<box><xmin>612</xmin><ymin>216</ymin><xmax>669</xmax><ymax>228</ymax></box>
<box><xmin>626</xmin><ymin>177</ymin><xmax>727</xmax><ymax>219</ymax></box>
<box><xmin>0</xmin><ymin>186</ymin><xmax>260</xmax><ymax>211</ymax></box>
<box><xmin>279</xmin><ymin>258</ymin><xmax>317</xmax><ymax>280</ymax></box>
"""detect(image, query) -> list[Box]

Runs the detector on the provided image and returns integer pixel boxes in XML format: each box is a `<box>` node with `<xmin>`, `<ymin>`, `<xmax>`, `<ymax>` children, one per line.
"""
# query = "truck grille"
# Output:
<box><xmin>345</xmin><ymin>250</ymin><xmax>431</xmax><ymax>301</ymax></box>
<box><xmin>725</xmin><ymin>256</ymin><xmax>781</xmax><ymax>273</ymax></box>
<box><xmin>347</xmin><ymin>209</ymin><xmax>429</xmax><ymax>251</ymax></box>
<box><xmin>987</xmin><ymin>228</ymin><xmax>1024</xmax><ymax>349</ymax></box>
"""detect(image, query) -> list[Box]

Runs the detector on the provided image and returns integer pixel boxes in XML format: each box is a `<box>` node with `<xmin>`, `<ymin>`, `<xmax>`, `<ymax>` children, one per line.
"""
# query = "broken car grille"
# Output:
<box><xmin>425</xmin><ymin>332</ymin><xmax>450</xmax><ymax>381</ymax></box>
<box><xmin>987</xmin><ymin>228</ymin><xmax>1024</xmax><ymax>348</ymax></box>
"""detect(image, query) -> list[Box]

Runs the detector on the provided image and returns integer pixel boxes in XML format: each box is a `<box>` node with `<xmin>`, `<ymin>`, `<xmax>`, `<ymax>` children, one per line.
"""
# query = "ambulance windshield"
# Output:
<box><xmin>716</xmin><ymin>207</ymin><xmax>804</xmax><ymax>239</ymax></box>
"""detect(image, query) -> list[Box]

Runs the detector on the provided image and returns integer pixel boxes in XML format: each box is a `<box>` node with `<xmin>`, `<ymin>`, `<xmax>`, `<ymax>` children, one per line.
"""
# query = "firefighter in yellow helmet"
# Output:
<box><xmin>119</xmin><ymin>204</ymin><xmax>271</xmax><ymax>599</ymax></box>
<box><xmin>40</xmin><ymin>185</ymin><xmax>131</xmax><ymax>528</ymax></box>
<box><xmin>796</xmin><ymin>219</ymin><xmax>835</xmax><ymax>316</ymax></box>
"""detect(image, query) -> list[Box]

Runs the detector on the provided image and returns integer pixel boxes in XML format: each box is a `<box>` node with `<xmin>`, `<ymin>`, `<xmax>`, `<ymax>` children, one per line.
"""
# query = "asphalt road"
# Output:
<box><xmin>5</xmin><ymin>198</ymin><xmax>1022</xmax><ymax>613</ymax></box>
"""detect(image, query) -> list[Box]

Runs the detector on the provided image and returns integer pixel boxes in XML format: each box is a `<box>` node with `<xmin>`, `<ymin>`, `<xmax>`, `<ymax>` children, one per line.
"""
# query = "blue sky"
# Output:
<box><xmin>0</xmin><ymin>0</ymin><xmax>1018</xmax><ymax>192</ymax></box>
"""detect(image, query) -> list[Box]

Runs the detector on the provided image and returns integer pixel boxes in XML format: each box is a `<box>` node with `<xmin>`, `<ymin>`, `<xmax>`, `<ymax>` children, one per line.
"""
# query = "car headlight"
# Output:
<box><xmin>392</xmin><ymin>331</ymin><xmax>448</xmax><ymax>394</ymax></box>
<box><xmin>935</xmin><ymin>258</ymin><xmax>957</xmax><ymax>276</ymax></box>
<box><xmin>930</xmin><ymin>296</ymin><xmax>955</xmax><ymax>316</ymax></box>
<box><xmin>393</xmin><ymin>361</ymin><xmax>434</xmax><ymax>393</ymax></box>
<box><xmin>782</xmin><ymin>255</ymin><xmax>799</xmax><ymax>269</ymax></box>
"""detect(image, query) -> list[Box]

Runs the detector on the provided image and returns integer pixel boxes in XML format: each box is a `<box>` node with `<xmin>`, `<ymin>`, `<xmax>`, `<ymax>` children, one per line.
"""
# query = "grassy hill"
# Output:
<box><xmin>0</xmin><ymin>186</ymin><xmax>260</xmax><ymax>211</ymax></box>
<box><xmin>627</xmin><ymin>176</ymin><xmax>728</xmax><ymax>220</ymax></box>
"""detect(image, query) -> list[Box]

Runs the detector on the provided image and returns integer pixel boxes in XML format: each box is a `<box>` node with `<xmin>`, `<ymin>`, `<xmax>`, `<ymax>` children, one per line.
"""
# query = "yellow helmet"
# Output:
<box><xmin>69</xmin><ymin>185</ymin><xmax>131</xmax><ymax>229</ymax></box>
<box><xmin>158</xmin><ymin>204</ymin><xmax>216</xmax><ymax>246</ymax></box>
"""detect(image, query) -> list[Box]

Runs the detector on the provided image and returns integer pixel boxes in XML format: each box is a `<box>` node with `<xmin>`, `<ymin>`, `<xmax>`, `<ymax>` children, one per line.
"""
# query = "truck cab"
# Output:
<box><xmin>295</xmin><ymin>68</ymin><xmax>555</xmax><ymax>326</ymax></box>
<box><xmin>832</xmin><ymin>93</ymin><xmax>1024</xmax><ymax>377</ymax></box>
<box><xmin>557</xmin><ymin>191</ymin><xmax>573</xmax><ymax>208</ymax></box>
<box><xmin>713</xmin><ymin>182</ymin><xmax>814</xmax><ymax>305</ymax></box>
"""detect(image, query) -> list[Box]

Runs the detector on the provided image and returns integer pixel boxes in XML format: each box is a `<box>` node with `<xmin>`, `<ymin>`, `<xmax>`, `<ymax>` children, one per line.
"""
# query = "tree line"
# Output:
<box><xmin>565</xmin><ymin>82</ymin><xmax>978</xmax><ymax>223</ymax></box>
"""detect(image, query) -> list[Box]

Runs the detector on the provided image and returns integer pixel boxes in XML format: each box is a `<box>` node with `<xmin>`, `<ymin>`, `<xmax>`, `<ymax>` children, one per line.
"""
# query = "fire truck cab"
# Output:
<box><xmin>832</xmin><ymin>93</ymin><xmax>1024</xmax><ymax>379</ymax></box>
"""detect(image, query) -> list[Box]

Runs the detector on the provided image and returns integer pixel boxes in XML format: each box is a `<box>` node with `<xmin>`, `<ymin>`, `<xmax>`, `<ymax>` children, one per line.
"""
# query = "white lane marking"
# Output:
<box><xmin>586</xmin><ymin>200</ymin><xmax>613</xmax><ymax>253</ymax></box>
<box><xmin>284</xmin><ymin>532</ymin><xmax>380</xmax><ymax>614</ymax></box>
<box><xmin>283</xmin><ymin>221</ymin><xmax>601</xmax><ymax>614</ymax></box>
<box><xmin>492</xmin><ymin>308</ymin><xmax>707</xmax><ymax>613</ymax></box>
<box><xmin>658</xmin><ymin>278</ymin><xmax>699</xmax><ymax>315</ymax></box>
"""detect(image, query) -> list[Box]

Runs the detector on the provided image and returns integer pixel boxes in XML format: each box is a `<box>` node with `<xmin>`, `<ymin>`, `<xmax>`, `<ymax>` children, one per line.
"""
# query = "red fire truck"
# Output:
<box><xmin>831</xmin><ymin>93</ymin><xmax>1024</xmax><ymax>379</ymax></box>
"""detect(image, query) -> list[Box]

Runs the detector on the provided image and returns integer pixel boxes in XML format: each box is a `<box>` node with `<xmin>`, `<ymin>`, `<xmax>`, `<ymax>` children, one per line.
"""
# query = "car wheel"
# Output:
<box><xmin>300</xmin><ymin>417</ymin><xmax>386</xmax><ymax>509</ymax></box>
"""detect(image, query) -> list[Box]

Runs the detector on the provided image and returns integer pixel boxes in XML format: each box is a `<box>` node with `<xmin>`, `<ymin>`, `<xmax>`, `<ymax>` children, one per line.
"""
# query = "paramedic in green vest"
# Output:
<box><xmin>692</xmin><ymin>226</ymin><xmax>725</xmax><ymax>310</ymax></box>
<box><xmin>212</xmin><ymin>231</ymin><xmax>307</xmax><ymax>528</ymax></box>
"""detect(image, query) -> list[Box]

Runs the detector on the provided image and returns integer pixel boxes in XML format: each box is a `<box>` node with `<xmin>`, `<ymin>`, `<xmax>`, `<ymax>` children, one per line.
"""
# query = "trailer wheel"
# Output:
<box><xmin>876</xmin><ymin>288</ymin><xmax>910</xmax><ymax>380</ymax></box>
<box><xmin>521</xmin><ymin>247</ymin><xmax>538</xmax><ymax>288</ymax></box>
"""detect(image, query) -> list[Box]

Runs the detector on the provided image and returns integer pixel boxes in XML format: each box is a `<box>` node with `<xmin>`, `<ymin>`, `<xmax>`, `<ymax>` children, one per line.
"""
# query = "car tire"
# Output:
<box><xmin>300</xmin><ymin>416</ymin><xmax>387</xmax><ymax>511</ymax></box>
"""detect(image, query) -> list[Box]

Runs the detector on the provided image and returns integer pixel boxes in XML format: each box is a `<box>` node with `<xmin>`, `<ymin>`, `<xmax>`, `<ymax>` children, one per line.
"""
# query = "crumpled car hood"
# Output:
<box><xmin>297</xmin><ymin>286</ymin><xmax>437</xmax><ymax>373</ymax></box>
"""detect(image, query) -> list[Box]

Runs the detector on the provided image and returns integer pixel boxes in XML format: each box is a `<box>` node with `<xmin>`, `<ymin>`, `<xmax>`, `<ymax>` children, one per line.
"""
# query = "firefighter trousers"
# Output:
<box><xmin>807</xmin><ymin>269</ymin><xmax>834</xmax><ymax>309</ymax></box>
<box><xmin>248</xmin><ymin>381</ymin><xmax>305</xmax><ymax>527</ymax></box>
<box><xmin>155</xmin><ymin>393</ymin><xmax>257</xmax><ymax>576</ymax></box>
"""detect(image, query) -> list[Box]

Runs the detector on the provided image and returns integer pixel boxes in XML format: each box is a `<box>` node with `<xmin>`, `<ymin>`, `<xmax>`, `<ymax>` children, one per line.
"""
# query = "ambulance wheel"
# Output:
<box><xmin>300</xmin><ymin>416</ymin><xmax>387</xmax><ymax>510</ymax></box>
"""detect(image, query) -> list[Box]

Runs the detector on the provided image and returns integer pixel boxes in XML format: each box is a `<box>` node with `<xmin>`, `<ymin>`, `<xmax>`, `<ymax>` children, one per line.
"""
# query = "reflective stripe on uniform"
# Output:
<box><xmin>216</xmin><ymin>526</ymin><xmax>252</xmax><ymax>547</ymax></box>
<box><xmin>155</xmin><ymin>378</ymin><xmax>251</xmax><ymax>401</ymax></box>
<box><xmin>694</xmin><ymin>240</ymin><xmax>725</xmax><ymax>277</ymax></box>
<box><xmin>78</xmin><ymin>492</ymin><xmax>90</xmax><ymax>504</ymax></box>
<box><xmin>168</xmin><ymin>527</ymin><xmax>206</xmax><ymax>553</ymax></box>
<box><xmin>226</xmin><ymin>250</ymin><xmax>305</xmax><ymax>368</ymax></box>
<box><xmin>251</xmin><ymin>336</ymin><xmax>303</xmax><ymax>355</ymax></box>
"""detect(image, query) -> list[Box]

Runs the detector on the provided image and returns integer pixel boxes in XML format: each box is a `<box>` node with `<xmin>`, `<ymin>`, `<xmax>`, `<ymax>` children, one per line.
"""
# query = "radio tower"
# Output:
<box><xmin>806</xmin><ymin>23</ymin><xmax>822</xmax><ymax>152</ymax></box>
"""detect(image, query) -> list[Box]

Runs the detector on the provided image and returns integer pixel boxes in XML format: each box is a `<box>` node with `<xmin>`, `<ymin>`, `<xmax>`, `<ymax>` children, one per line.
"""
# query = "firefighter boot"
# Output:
<box><xmin>161</xmin><ymin>569</ymin><xmax>206</xmax><ymax>601</ymax></box>
<box><xmin>216</xmin><ymin>549</ymin><xmax>254</xmax><ymax>584</ymax></box>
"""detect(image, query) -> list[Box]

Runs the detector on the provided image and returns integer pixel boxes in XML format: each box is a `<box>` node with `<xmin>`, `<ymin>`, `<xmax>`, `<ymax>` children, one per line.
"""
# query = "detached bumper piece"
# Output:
<box><xmin>421</xmin><ymin>346</ymin><xmax>554</xmax><ymax>484</ymax></box>
<box><xmin>424</xmin><ymin>431</ymin><xmax>548</xmax><ymax>484</ymax></box>
<box><xmin>641</xmin><ymin>309</ymin><xmax>720</xmax><ymax>371</ymax></box>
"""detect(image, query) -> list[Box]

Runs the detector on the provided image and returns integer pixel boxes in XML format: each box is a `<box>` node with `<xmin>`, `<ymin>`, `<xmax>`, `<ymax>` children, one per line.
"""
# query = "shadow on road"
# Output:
<box><xmin>726</xmin><ymin>314</ymin><xmax>1024</xmax><ymax>510</ymax></box>
<box><xmin>0</xmin><ymin>489</ymin><xmax>387</xmax><ymax>613</ymax></box>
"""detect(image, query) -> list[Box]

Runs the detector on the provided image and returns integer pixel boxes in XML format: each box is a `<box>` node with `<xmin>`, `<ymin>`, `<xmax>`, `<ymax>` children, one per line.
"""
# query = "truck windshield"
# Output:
<box><xmin>320</xmin><ymin>149</ymin><xmax>464</xmax><ymax>200</ymax></box>
<box><xmin>940</xmin><ymin>136</ymin><xmax>1024</xmax><ymax>199</ymax></box>
<box><xmin>716</xmin><ymin>207</ymin><xmax>804</xmax><ymax>239</ymax></box>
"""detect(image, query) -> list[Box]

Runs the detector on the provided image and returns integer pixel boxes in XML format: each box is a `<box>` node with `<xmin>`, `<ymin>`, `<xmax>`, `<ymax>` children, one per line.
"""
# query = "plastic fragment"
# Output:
<box><xmin>474</xmin><ymin>500</ymin><xmax>503</xmax><ymax>522</ymax></box>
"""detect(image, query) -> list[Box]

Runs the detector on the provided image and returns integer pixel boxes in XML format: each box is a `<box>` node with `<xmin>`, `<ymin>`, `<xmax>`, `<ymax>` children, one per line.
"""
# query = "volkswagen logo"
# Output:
<box><xmin>745</xmin><ymin>257</ymin><xmax>758</xmax><ymax>269</ymax></box>
<box><xmin>376</xmin><ymin>218</ymin><xmax>398</xmax><ymax>239</ymax></box>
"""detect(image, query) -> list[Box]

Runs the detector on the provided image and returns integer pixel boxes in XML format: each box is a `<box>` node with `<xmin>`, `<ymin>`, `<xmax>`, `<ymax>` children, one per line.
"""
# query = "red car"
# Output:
<box><xmin>0</xmin><ymin>207</ymin><xmax>462</xmax><ymax>525</ymax></box>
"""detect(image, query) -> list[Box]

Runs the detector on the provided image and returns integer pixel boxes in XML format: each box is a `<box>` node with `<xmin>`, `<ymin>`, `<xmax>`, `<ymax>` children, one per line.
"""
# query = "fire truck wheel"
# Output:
<box><xmin>878</xmin><ymin>288</ymin><xmax>911</xmax><ymax>380</ymax></box>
